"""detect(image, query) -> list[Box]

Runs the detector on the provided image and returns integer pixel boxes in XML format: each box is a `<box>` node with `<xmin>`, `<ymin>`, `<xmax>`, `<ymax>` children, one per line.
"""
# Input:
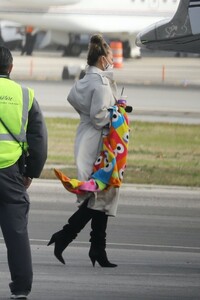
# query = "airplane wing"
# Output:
<box><xmin>135</xmin><ymin>0</ymin><xmax>200</xmax><ymax>53</ymax></box>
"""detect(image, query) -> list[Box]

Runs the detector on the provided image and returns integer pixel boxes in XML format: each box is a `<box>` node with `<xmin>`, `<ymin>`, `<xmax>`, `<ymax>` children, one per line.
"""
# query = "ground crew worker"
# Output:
<box><xmin>0</xmin><ymin>46</ymin><xmax>48</xmax><ymax>299</ymax></box>
<box><xmin>21</xmin><ymin>26</ymin><xmax>37</xmax><ymax>56</ymax></box>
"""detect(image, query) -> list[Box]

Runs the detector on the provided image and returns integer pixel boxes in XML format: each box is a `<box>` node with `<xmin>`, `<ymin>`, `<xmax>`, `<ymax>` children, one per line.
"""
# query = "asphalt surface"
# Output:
<box><xmin>10</xmin><ymin>50</ymin><xmax>200</xmax><ymax>124</ymax></box>
<box><xmin>0</xmin><ymin>180</ymin><xmax>200</xmax><ymax>300</ymax></box>
<box><xmin>11</xmin><ymin>50</ymin><xmax>200</xmax><ymax>87</ymax></box>
<box><xmin>15</xmin><ymin>79</ymin><xmax>200</xmax><ymax>124</ymax></box>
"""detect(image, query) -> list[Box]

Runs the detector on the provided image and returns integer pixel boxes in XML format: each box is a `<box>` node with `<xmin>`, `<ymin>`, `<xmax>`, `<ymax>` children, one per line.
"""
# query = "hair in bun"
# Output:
<box><xmin>87</xmin><ymin>34</ymin><xmax>110</xmax><ymax>66</ymax></box>
<box><xmin>90</xmin><ymin>34</ymin><xmax>103</xmax><ymax>45</ymax></box>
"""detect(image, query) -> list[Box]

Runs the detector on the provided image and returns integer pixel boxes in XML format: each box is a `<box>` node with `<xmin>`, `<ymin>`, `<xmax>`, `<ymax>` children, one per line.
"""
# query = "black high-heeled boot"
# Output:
<box><xmin>89</xmin><ymin>211</ymin><xmax>117</xmax><ymax>268</ymax></box>
<box><xmin>47</xmin><ymin>227</ymin><xmax>76</xmax><ymax>264</ymax></box>
<box><xmin>89</xmin><ymin>246</ymin><xmax>117</xmax><ymax>268</ymax></box>
<box><xmin>48</xmin><ymin>199</ymin><xmax>93</xmax><ymax>264</ymax></box>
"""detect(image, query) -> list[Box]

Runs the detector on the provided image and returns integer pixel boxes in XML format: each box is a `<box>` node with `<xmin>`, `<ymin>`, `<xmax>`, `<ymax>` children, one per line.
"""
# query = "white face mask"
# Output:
<box><xmin>103</xmin><ymin>56</ymin><xmax>113</xmax><ymax>71</ymax></box>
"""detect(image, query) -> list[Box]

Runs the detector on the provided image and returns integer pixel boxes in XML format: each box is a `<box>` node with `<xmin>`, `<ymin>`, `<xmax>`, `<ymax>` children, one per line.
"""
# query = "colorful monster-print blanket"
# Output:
<box><xmin>54</xmin><ymin>105</ymin><xmax>130</xmax><ymax>194</ymax></box>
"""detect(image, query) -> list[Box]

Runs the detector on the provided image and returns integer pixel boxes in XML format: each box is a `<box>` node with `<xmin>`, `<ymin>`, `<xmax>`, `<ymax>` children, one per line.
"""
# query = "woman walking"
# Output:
<box><xmin>48</xmin><ymin>34</ymin><xmax>122</xmax><ymax>267</ymax></box>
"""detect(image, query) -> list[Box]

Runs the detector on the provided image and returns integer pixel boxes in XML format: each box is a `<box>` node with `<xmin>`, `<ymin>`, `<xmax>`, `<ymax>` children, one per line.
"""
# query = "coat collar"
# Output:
<box><xmin>85</xmin><ymin>65</ymin><xmax>118</xmax><ymax>100</ymax></box>
<box><xmin>85</xmin><ymin>66</ymin><xmax>114</xmax><ymax>81</ymax></box>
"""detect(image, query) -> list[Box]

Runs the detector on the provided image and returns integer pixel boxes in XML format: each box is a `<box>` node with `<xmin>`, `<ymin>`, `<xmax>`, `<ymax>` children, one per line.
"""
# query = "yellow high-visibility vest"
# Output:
<box><xmin>0</xmin><ymin>78</ymin><xmax>34</xmax><ymax>168</ymax></box>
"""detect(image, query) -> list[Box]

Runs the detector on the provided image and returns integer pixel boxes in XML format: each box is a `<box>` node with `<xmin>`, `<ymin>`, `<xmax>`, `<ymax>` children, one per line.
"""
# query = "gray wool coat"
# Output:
<box><xmin>67</xmin><ymin>66</ymin><xmax>120</xmax><ymax>216</ymax></box>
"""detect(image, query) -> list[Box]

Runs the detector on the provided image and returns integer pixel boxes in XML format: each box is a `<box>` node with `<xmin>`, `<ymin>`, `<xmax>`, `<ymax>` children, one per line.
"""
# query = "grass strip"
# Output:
<box><xmin>41</xmin><ymin>118</ymin><xmax>200</xmax><ymax>187</ymax></box>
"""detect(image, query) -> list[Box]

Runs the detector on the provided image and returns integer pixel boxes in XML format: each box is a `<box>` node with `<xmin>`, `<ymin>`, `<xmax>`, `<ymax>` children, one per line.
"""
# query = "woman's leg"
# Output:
<box><xmin>48</xmin><ymin>199</ymin><xmax>93</xmax><ymax>264</ymax></box>
<box><xmin>89</xmin><ymin>211</ymin><xmax>117</xmax><ymax>267</ymax></box>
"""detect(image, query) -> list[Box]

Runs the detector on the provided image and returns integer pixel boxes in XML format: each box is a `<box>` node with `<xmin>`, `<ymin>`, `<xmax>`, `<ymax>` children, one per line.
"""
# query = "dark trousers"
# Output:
<box><xmin>0</xmin><ymin>163</ymin><xmax>33</xmax><ymax>295</ymax></box>
<box><xmin>21</xmin><ymin>33</ymin><xmax>36</xmax><ymax>56</ymax></box>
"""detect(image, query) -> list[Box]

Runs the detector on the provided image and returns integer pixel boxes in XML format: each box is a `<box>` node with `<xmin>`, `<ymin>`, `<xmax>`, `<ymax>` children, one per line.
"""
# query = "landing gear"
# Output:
<box><xmin>122</xmin><ymin>40</ymin><xmax>131</xmax><ymax>58</ymax></box>
<box><xmin>62</xmin><ymin>43</ymin><xmax>82</xmax><ymax>57</ymax></box>
<box><xmin>122</xmin><ymin>39</ymin><xmax>141</xmax><ymax>59</ymax></box>
<box><xmin>62</xmin><ymin>67</ymin><xmax>70</xmax><ymax>79</ymax></box>
<box><xmin>62</xmin><ymin>66</ymin><xmax>85</xmax><ymax>80</ymax></box>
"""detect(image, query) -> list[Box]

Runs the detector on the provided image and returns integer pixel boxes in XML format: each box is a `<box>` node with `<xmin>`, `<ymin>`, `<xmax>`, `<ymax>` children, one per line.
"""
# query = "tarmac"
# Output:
<box><xmin>0</xmin><ymin>180</ymin><xmax>200</xmax><ymax>300</ymax></box>
<box><xmin>10</xmin><ymin>50</ymin><xmax>200</xmax><ymax>87</ymax></box>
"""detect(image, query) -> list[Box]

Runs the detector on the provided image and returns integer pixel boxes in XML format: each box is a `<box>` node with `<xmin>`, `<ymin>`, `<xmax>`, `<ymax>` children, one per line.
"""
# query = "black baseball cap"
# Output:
<box><xmin>0</xmin><ymin>46</ymin><xmax>13</xmax><ymax>73</ymax></box>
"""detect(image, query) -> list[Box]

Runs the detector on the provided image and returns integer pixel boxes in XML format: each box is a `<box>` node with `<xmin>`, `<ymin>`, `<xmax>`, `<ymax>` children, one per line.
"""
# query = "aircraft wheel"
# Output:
<box><xmin>62</xmin><ymin>66</ymin><xmax>70</xmax><ymax>80</ymax></box>
<box><xmin>122</xmin><ymin>41</ymin><xmax>131</xmax><ymax>58</ymax></box>
<box><xmin>70</xmin><ymin>43</ymin><xmax>82</xmax><ymax>56</ymax></box>
<box><xmin>63</xmin><ymin>44</ymin><xmax>82</xmax><ymax>57</ymax></box>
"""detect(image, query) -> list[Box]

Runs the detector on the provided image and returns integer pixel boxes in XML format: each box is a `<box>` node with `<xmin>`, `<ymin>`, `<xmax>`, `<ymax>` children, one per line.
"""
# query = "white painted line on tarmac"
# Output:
<box><xmin>30</xmin><ymin>239</ymin><xmax>200</xmax><ymax>251</ymax></box>
<box><xmin>1</xmin><ymin>237</ymin><xmax>198</xmax><ymax>252</ymax></box>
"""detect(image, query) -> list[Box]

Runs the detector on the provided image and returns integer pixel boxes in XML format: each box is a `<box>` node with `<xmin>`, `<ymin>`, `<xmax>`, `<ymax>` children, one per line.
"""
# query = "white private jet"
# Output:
<box><xmin>0</xmin><ymin>0</ymin><xmax>180</xmax><ymax>58</ymax></box>
<box><xmin>135</xmin><ymin>0</ymin><xmax>200</xmax><ymax>54</ymax></box>
<box><xmin>0</xmin><ymin>0</ymin><xmax>80</xmax><ymax>7</ymax></box>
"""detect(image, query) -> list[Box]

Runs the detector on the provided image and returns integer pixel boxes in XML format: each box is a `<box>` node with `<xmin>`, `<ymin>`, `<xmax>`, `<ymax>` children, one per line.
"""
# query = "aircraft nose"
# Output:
<box><xmin>135</xmin><ymin>33</ymin><xmax>143</xmax><ymax>48</ymax></box>
<box><xmin>135</xmin><ymin>23</ymin><xmax>158</xmax><ymax>49</ymax></box>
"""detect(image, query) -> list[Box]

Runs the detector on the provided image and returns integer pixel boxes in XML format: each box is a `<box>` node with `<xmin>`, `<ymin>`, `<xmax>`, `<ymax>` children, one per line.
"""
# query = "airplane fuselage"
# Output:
<box><xmin>0</xmin><ymin>0</ymin><xmax>80</xmax><ymax>7</ymax></box>
<box><xmin>0</xmin><ymin>0</ymin><xmax>180</xmax><ymax>57</ymax></box>
<box><xmin>0</xmin><ymin>0</ymin><xmax>179</xmax><ymax>32</ymax></box>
